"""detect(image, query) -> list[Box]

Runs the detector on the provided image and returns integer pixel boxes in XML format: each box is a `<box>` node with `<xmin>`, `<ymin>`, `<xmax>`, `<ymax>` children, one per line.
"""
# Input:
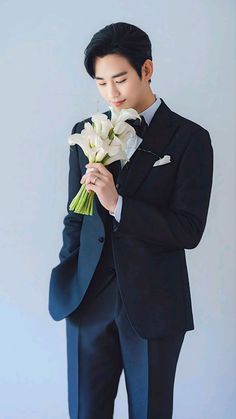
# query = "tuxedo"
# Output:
<box><xmin>48</xmin><ymin>97</ymin><xmax>213</xmax><ymax>339</ymax></box>
<box><xmin>48</xmin><ymin>98</ymin><xmax>213</xmax><ymax>418</ymax></box>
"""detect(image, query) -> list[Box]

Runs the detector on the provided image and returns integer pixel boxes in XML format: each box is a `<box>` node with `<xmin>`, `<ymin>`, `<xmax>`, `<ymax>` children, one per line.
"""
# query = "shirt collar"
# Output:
<box><xmin>139</xmin><ymin>93</ymin><xmax>161</xmax><ymax>126</ymax></box>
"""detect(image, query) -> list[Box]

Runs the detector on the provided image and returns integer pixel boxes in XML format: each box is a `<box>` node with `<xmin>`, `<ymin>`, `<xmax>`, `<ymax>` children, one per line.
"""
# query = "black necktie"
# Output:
<box><xmin>126</xmin><ymin>115</ymin><xmax>148</xmax><ymax>139</ymax></box>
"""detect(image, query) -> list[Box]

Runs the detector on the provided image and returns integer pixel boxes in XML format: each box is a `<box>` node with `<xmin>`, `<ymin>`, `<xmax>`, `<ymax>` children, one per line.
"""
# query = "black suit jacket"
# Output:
<box><xmin>48</xmin><ymin>98</ymin><xmax>214</xmax><ymax>339</ymax></box>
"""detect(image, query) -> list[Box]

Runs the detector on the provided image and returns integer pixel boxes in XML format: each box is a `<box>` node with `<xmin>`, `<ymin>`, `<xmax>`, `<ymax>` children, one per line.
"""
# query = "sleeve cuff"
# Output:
<box><xmin>109</xmin><ymin>195</ymin><xmax>123</xmax><ymax>222</ymax></box>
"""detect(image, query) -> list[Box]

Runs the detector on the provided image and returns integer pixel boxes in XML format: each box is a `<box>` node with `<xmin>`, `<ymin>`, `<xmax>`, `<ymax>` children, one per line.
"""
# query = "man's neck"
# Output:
<box><xmin>137</xmin><ymin>92</ymin><xmax>157</xmax><ymax>114</ymax></box>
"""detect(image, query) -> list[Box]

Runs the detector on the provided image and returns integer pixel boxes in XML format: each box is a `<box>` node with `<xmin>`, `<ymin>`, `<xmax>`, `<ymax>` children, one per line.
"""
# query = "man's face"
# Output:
<box><xmin>94</xmin><ymin>53</ymin><xmax>151</xmax><ymax>113</ymax></box>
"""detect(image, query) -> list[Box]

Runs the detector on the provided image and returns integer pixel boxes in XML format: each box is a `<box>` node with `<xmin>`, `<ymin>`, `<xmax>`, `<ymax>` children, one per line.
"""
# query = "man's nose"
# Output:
<box><xmin>108</xmin><ymin>83</ymin><xmax>120</xmax><ymax>98</ymax></box>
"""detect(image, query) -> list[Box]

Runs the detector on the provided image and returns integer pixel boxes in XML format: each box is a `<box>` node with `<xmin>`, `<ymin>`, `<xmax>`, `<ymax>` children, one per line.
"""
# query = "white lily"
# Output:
<box><xmin>109</xmin><ymin>106</ymin><xmax>141</xmax><ymax>125</ymax></box>
<box><xmin>68</xmin><ymin>106</ymin><xmax>141</xmax><ymax>215</ymax></box>
<box><xmin>91</xmin><ymin>113</ymin><xmax>113</xmax><ymax>139</ymax></box>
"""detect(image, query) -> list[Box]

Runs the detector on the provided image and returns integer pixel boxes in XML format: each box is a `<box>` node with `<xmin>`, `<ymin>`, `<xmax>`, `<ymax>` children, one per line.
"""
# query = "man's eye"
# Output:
<box><xmin>99</xmin><ymin>79</ymin><xmax>126</xmax><ymax>86</ymax></box>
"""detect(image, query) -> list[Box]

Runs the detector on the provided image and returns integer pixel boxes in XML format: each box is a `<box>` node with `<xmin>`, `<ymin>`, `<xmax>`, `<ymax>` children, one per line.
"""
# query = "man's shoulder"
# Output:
<box><xmin>167</xmin><ymin>103</ymin><xmax>209</xmax><ymax>135</ymax></box>
<box><xmin>159</xmin><ymin>99</ymin><xmax>212</xmax><ymax>152</ymax></box>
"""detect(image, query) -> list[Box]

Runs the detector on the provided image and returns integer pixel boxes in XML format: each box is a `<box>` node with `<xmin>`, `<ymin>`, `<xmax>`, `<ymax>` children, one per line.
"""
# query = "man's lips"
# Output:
<box><xmin>111</xmin><ymin>99</ymin><xmax>126</xmax><ymax>105</ymax></box>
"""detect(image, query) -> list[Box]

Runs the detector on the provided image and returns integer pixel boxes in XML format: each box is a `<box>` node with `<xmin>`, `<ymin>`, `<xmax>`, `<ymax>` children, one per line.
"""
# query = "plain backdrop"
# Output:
<box><xmin>0</xmin><ymin>0</ymin><xmax>235</xmax><ymax>418</ymax></box>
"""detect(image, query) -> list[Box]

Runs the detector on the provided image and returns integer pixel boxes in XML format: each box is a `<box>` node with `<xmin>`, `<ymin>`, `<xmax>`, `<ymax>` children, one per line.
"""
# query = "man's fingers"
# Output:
<box><xmin>81</xmin><ymin>172</ymin><xmax>106</xmax><ymax>185</ymax></box>
<box><xmin>81</xmin><ymin>163</ymin><xmax>111</xmax><ymax>184</ymax></box>
<box><xmin>86</xmin><ymin>162</ymin><xmax>110</xmax><ymax>176</ymax></box>
<box><xmin>86</xmin><ymin>167</ymin><xmax>98</xmax><ymax>173</ymax></box>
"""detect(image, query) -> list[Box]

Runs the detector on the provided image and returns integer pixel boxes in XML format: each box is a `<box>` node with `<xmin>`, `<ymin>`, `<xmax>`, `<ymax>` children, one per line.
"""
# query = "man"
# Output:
<box><xmin>48</xmin><ymin>22</ymin><xmax>214</xmax><ymax>419</ymax></box>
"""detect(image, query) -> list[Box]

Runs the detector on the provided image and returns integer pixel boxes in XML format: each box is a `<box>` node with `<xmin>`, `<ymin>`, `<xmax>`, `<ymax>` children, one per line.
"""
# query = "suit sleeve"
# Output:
<box><xmin>113</xmin><ymin>128</ymin><xmax>214</xmax><ymax>250</ymax></box>
<box><xmin>58</xmin><ymin>122</ymin><xmax>84</xmax><ymax>262</ymax></box>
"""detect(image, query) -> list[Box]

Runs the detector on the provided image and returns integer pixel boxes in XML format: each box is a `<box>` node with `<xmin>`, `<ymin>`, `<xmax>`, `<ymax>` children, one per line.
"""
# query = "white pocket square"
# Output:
<box><xmin>153</xmin><ymin>155</ymin><xmax>171</xmax><ymax>167</ymax></box>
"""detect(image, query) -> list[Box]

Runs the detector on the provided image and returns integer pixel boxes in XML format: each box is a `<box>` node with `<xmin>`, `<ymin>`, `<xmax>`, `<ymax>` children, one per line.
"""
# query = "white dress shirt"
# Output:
<box><xmin>109</xmin><ymin>94</ymin><xmax>162</xmax><ymax>222</ymax></box>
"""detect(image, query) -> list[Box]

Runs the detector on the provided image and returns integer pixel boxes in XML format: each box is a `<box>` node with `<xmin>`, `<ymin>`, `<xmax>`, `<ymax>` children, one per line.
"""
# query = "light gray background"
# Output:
<box><xmin>0</xmin><ymin>1</ymin><xmax>235</xmax><ymax>418</ymax></box>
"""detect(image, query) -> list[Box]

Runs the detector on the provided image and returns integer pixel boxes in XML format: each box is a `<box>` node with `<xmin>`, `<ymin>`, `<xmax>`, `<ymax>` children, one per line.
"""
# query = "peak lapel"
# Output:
<box><xmin>116</xmin><ymin>99</ymin><xmax>179</xmax><ymax>196</ymax></box>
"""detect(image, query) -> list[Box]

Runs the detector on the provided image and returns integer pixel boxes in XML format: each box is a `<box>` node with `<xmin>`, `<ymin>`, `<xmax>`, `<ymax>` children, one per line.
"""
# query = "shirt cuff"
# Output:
<box><xmin>109</xmin><ymin>195</ymin><xmax>122</xmax><ymax>222</ymax></box>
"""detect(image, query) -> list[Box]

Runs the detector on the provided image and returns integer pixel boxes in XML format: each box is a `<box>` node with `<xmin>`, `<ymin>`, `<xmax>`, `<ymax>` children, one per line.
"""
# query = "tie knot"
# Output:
<box><xmin>126</xmin><ymin>115</ymin><xmax>148</xmax><ymax>139</ymax></box>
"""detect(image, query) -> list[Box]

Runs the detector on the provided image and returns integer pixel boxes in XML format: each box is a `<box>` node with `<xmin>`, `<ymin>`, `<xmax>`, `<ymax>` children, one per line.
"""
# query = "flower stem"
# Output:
<box><xmin>69</xmin><ymin>183</ymin><xmax>95</xmax><ymax>215</ymax></box>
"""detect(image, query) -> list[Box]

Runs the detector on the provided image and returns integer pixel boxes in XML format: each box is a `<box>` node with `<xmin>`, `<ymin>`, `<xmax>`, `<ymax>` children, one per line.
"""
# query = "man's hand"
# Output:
<box><xmin>80</xmin><ymin>163</ymin><xmax>119</xmax><ymax>213</ymax></box>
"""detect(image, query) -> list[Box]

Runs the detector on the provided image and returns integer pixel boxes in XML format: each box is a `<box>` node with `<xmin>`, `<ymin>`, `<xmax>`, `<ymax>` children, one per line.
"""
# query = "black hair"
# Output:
<box><xmin>84</xmin><ymin>22</ymin><xmax>152</xmax><ymax>84</ymax></box>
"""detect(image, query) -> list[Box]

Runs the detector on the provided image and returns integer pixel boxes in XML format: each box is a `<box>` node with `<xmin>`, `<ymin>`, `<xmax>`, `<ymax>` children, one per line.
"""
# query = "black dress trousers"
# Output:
<box><xmin>65</xmin><ymin>268</ymin><xmax>185</xmax><ymax>419</ymax></box>
<box><xmin>65</xmin><ymin>171</ymin><xmax>185</xmax><ymax>418</ymax></box>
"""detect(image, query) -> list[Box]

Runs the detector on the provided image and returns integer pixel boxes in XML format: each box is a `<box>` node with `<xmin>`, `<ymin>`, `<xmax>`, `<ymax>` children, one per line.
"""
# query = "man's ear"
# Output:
<box><xmin>142</xmin><ymin>59</ymin><xmax>153</xmax><ymax>81</ymax></box>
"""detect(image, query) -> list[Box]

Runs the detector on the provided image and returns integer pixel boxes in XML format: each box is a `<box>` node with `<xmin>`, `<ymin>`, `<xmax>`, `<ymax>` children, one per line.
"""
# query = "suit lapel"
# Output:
<box><xmin>115</xmin><ymin>98</ymin><xmax>179</xmax><ymax>196</ymax></box>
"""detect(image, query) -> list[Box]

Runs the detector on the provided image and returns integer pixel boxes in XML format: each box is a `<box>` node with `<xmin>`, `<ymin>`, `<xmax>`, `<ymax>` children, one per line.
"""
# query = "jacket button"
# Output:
<box><xmin>98</xmin><ymin>236</ymin><xmax>104</xmax><ymax>243</ymax></box>
<box><xmin>116</xmin><ymin>183</ymin><xmax>119</xmax><ymax>188</ymax></box>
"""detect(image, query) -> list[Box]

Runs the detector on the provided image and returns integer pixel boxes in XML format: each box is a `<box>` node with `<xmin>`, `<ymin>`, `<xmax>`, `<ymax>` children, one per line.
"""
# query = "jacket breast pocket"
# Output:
<box><xmin>135</xmin><ymin>162</ymin><xmax>177</xmax><ymax>205</ymax></box>
<box><xmin>149</xmin><ymin>160</ymin><xmax>176</xmax><ymax>182</ymax></box>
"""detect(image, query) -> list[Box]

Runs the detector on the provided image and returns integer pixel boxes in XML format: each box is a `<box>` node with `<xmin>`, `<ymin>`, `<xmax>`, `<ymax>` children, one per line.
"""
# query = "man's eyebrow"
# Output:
<box><xmin>95</xmin><ymin>71</ymin><xmax>128</xmax><ymax>80</ymax></box>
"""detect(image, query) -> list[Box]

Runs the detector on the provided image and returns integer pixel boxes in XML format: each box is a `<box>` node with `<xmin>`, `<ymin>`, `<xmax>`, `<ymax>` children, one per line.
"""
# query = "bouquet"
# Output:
<box><xmin>67</xmin><ymin>106</ymin><xmax>141</xmax><ymax>215</ymax></box>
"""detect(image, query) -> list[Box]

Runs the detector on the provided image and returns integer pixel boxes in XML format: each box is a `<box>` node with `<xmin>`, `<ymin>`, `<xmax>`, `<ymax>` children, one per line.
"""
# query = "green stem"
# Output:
<box><xmin>69</xmin><ymin>183</ymin><xmax>95</xmax><ymax>215</ymax></box>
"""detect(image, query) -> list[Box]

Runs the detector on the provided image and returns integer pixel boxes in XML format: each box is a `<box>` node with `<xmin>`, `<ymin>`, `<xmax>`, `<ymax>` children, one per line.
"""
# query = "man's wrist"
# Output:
<box><xmin>110</xmin><ymin>195</ymin><xmax>122</xmax><ymax>222</ymax></box>
<box><xmin>109</xmin><ymin>195</ymin><xmax>119</xmax><ymax>215</ymax></box>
